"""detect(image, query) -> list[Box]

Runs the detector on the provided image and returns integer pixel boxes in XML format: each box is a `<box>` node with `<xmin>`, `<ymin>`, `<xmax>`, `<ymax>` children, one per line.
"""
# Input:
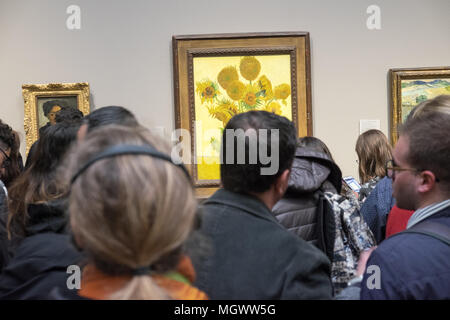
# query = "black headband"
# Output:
<box><xmin>70</xmin><ymin>144</ymin><xmax>190</xmax><ymax>185</ymax></box>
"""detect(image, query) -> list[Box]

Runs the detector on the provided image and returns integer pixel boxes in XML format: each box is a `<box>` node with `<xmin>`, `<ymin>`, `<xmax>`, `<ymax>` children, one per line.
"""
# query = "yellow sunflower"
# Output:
<box><xmin>274</xmin><ymin>83</ymin><xmax>291</xmax><ymax>100</ymax></box>
<box><xmin>196</xmin><ymin>80</ymin><xmax>219</xmax><ymax>104</ymax></box>
<box><xmin>226</xmin><ymin>80</ymin><xmax>246</xmax><ymax>101</ymax></box>
<box><xmin>242</xmin><ymin>83</ymin><xmax>262</xmax><ymax>109</ymax></box>
<box><xmin>207</xmin><ymin>100</ymin><xmax>238</xmax><ymax>126</ymax></box>
<box><xmin>239</xmin><ymin>56</ymin><xmax>261</xmax><ymax>81</ymax></box>
<box><xmin>257</xmin><ymin>75</ymin><xmax>273</xmax><ymax>100</ymax></box>
<box><xmin>217</xmin><ymin>66</ymin><xmax>239</xmax><ymax>90</ymax></box>
<box><xmin>265</xmin><ymin>101</ymin><xmax>282</xmax><ymax>115</ymax></box>
<box><xmin>244</xmin><ymin>92</ymin><xmax>257</xmax><ymax>107</ymax></box>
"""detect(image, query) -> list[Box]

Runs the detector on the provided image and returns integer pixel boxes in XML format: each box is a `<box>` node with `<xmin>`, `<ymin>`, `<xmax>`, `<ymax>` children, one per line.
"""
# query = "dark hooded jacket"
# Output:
<box><xmin>272</xmin><ymin>148</ymin><xmax>341</xmax><ymax>257</ymax></box>
<box><xmin>0</xmin><ymin>199</ymin><xmax>83</xmax><ymax>299</ymax></box>
<box><xmin>273</xmin><ymin>147</ymin><xmax>376</xmax><ymax>294</ymax></box>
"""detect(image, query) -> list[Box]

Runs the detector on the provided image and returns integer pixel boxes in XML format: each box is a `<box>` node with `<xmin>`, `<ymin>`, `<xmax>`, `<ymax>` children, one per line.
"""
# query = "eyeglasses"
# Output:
<box><xmin>0</xmin><ymin>147</ymin><xmax>11</xmax><ymax>169</ymax></box>
<box><xmin>385</xmin><ymin>159</ymin><xmax>440</xmax><ymax>182</ymax></box>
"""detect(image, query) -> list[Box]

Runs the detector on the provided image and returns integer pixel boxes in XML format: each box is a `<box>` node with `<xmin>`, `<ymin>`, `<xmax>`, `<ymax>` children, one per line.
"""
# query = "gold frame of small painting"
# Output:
<box><xmin>22</xmin><ymin>82</ymin><xmax>90</xmax><ymax>154</ymax></box>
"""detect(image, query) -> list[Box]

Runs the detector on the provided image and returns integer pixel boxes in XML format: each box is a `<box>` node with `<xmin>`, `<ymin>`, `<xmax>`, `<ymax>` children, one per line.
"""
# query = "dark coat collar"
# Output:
<box><xmin>26</xmin><ymin>198</ymin><xmax>68</xmax><ymax>236</ymax></box>
<box><xmin>203</xmin><ymin>188</ymin><xmax>279</xmax><ymax>224</ymax></box>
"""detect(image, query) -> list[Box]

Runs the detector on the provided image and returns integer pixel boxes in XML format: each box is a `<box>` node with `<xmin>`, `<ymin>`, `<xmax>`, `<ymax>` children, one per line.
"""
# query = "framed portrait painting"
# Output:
<box><xmin>389</xmin><ymin>67</ymin><xmax>450</xmax><ymax>145</ymax></box>
<box><xmin>22</xmin><ymin>82</ymin><xmax>90</xmax><ymax>153</ymax></box>
<box><xmin>173</xmin><ymin>32</ymin><xmax>312</xmax><ymax>198</ymax></box>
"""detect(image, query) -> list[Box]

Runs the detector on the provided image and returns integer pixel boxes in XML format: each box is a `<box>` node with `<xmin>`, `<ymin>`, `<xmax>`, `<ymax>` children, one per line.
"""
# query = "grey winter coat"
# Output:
<box><xmin>272</xmin><ymin>148</ymin><xmax>342</xmax><ymax>247</ymax></box>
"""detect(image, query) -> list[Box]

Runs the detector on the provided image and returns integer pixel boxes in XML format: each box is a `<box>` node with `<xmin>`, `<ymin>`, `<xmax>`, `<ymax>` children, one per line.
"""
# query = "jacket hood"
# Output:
<box><xmin>287</xmin><ymin>147</ymin><xmax>342</xmax><ymax>194</ymax></box>
<box><xmin>26</xmin><ymin>198</ymin><xmax>68</xmax><ymax>236</ymax></box>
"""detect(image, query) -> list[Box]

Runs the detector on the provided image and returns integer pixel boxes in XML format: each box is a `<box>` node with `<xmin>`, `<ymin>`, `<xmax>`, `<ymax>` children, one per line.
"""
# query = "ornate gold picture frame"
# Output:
<box><xmin>173</xmin><ymin>32</ymin><xmax>312</xmax><ymax>198</ymax></box>
<box><xmin>22</xmin><ymin>82</ymin><xmax>90</xmax><ymax>153</ymax></box>
<box><xmin>389</xmin><ymin>67</ymin><xmax>450</xmax><ymax>145</ymax></box>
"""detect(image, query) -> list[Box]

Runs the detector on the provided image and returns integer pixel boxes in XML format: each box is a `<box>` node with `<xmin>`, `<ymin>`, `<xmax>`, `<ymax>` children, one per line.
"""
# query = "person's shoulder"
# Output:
<box><xmin>199</xmin><ymin>197</ymin><xmax>238</xmax><ymax>223</ymax></box>
<box><xmin>371</xmin><ymin>177</ymin><xmax>393</xmax><ymax>199</ymax></box>
<box><xmin>362</xmin><ymin>226</ymin><xmax>450</xmax><ymax>299</ymax></box>
<box><xmin>15</xmin><ymin>233</ymin><xmax>80</xmax><ymax>262</ymax></box>
<box><xmin>377</xmin><ymin>176</ymin><xmax>391</xmax><ymax>187</ymax></box>
<box><xmin>375</xmin><ymin>230</ymin><xmax>417</xmax><ymax>251</ymax></box>
<box><xmin>371</xmin><ymin>227</ymin><xmax>450</xmax><ymax>265</ymax></box>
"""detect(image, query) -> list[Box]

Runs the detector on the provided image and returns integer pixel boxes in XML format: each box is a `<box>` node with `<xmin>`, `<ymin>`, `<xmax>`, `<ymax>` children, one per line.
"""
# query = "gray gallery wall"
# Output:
<box><xmin>0</xmin><ymin>0</ymin><xmax>449</xmax><ymax>179</ymax></box>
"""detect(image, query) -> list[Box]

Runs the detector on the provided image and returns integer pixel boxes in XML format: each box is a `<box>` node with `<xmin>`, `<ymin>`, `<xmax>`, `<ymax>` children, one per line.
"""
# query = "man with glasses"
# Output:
<box><xmin>0</xmin><ymin>121</ymin><xmax>14</xmax><ymax>182</ymax></box>
<box><xmin>0</xmin><ymin>147</ymin><xmax>11</xmax><ymax>171</ymax></box>
<box><xmin>357</xmin><ymin>111</ymin><xmax>450</xmax><ymax>299</ymax></box>
<box><xmin>0</xmin><ymin>120</ymin><xmax>16</xmax><ymax>272</ymax></box>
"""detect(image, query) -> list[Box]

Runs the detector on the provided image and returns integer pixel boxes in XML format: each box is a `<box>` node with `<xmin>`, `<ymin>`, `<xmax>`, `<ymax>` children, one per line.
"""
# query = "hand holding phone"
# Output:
<box><xmin>343</xmin><ymin>176</ymin><xmax>361</xmax><ymax>193</ymax></box>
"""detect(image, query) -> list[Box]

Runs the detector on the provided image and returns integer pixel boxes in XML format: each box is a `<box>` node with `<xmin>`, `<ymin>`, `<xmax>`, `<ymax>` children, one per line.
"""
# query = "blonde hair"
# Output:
<box><xmin>408</xmin><ymin>94</ymin><xmax>450</xmax><ymax>120</ymax></box>
<box><xmin>65</xmin><ymin>125</ymin><xmax>197</xmax><ymax>300</ymax></box>
<box><xmin>355</xmin><ymin>129</ymin><xmax>392</xmax><ymax>184</ymax></box>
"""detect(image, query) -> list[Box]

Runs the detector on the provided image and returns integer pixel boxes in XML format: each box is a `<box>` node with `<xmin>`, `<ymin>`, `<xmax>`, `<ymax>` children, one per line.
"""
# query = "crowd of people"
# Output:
<box><xmin>0</xmin><ymin>94</ymin><xmax>448</xmax><ymax>300</ymax></box>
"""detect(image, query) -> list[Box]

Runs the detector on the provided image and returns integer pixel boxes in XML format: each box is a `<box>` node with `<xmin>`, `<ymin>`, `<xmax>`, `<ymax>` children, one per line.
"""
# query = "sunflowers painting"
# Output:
<box><xmin>193</xmin><ymin>55</ymin><xmax>292</xmax><ymax>180</ymax></box>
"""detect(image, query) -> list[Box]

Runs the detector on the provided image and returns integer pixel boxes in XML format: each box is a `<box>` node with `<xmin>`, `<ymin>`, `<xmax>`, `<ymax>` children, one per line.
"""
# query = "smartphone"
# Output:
<box><xmin>343</xmin><ymin>176</ymin><xmax>361</xmax><ymax>193</ymax></box>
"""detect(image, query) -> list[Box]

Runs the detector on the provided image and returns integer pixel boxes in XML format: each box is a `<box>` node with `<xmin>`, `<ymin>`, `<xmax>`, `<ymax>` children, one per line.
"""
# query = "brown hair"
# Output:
<box><xmin>7</xmin><ymin>122</ymin><xmax>79</xmax><ymax>239</ymax></box>
<box><xmin>66</xmin><ymin>125</ymin><xmax>197</xmax><ymax>300</ymax></box>
<box><xmin>355</xmin><ymin>129</ymin><xmax>392</xmax><ymax>184</ymax></box>
<box><xmin>401</xmin><ymin>101</ymin><xmax>450</xmax><ymax>193</ymax></box>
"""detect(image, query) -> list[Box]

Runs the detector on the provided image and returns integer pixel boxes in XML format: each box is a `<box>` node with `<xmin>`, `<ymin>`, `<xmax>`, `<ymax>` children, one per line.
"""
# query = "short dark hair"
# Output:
<box><xmin>220</xmin><ymin>111</ymin><xmax>297</xmax><ymax>193</ymax></box>
<box><xmin>400</xmin><ymin>111</ymin><xmax>450</xmax><ymax>191</ymax></box>
<box><xmin>84</xmin><ymin>106</ymin><xmax>139</xmax><ymax>132</ymax></box>
<box><xmin>42</xmin><ymin>100</ymin><xmax>69</xmax><ymax>116</ymax></box>
<box><xmin>55</xmin><ymin>106</ymin><xmax>84</xmax><ymax>124</ymax></box>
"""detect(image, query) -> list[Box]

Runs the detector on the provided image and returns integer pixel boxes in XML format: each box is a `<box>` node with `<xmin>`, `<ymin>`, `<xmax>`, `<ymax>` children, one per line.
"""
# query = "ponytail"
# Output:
<box><xmin>109</xmin><ymin>275</ymin><xmax>171</xmax><ymax>300</ymax></box>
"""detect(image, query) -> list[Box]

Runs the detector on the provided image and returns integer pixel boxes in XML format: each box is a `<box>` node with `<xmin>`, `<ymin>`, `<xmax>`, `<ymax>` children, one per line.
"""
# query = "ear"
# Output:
<box><xmin>77</xmin><ymin>123</ymin><xmax>88</xmax><ymax>142</ymax></box>
<box><xmin>417</xmin><ymin>170</ymin><xmax>437</xmax><ymax>193</ymax></box>
<box><xmin>274</xmin><ymin>169</ymin><xmax>291</xmax><ymax>197</ymax></box>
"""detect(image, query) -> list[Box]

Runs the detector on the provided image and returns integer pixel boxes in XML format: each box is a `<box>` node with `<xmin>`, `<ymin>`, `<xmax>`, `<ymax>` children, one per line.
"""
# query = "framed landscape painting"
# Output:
<box><xmin>389</xmin><ymin>67</ymin><xmax>450</xmax><ymax>145</ymax></box>
<box><xmin>22</xmin><ymin>82</ymin><xmax>90</xmax><ymax>153</ymax></box>
<box><xmin>173</xmin><ymin>32</ymin><xmax>312</xmax><ymax>198</ymax></box>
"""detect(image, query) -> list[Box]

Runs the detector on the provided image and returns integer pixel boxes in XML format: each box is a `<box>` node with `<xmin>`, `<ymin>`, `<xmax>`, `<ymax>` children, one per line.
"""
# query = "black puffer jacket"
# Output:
<box><xmin>0</xmin><ymin>199</ymin><xmax>83</xmax><ymax>299</ymax></box>
<box><xmin>273</xmin><ymin>148</ymin><xmax>342</xmax><ymax>254</ymax></box>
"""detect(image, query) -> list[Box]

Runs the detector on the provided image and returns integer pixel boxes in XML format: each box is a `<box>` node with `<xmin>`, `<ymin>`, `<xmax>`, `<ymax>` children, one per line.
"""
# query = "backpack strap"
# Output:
<box><xmin>397</xmin><ymin>220</ymin><xmax>450</xmax><ymax>246</ymax></box>
<box><xmin>315</xmin><ymin>191</ymin><xmax>336</xmax><ymax>261</ymax></box>
<box><xmin>316</xmin><ymin>192</ymin><xmax>326</xmax><ymax>254</ymax></box>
